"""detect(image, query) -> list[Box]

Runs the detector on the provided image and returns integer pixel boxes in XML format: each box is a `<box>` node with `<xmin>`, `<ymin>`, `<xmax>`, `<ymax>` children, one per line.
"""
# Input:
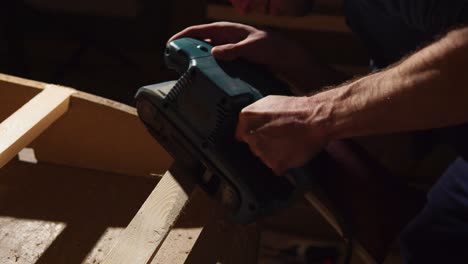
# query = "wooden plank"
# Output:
<box><xmin>258</xmin><ymin>229</ymin><xmax>374</xmax><ymax>264</ymax></box>
<box><xmin>102</xmin><ymin>165</ymin><xmax>196</xmax><ymax>264</ymax></box>
<box><xmin>259</xmin><ymin>197</ymin><xmax>340</xmax><ymax>240</ymax></box>
<box><xmin>258</xmin><ymin>194</ymin><xmax>378</xmax><ymax>263</ymax></box>
<box><xmin>149</xmin><ymin>227</ymin><xmax>204</xmax><ymax>264</ymax></box>
<box><xmin>0</xmin><ymin>74</ymin><xmax>45</xmax><ymax>124</ymax></box>
<box><xmin>0</xmin><ymin>85</ymin><xmax>75</xmax><ymax>168</ymax></box>
<box><xmin>0</xmin><ymin>158</ymin><xmax>160</xmax><ymax>264</ymax></box>
<box><xmin>183</xmin><ymin>214</ymin><xmax>259</xmax><ymax>264</ymax></box>
<box><xmin>258</xmin><ymin>229</ymin><xmax>344</xmax><ymax>264</ymax></box>
<box><xmin>149</xmin><ymin>188</ymin><xmax>209</xmax><ymax>264</ymax></box>
<box><xmin>30</xmin><ymin>92</ymin><xmax>173</xmax><ymax>177</ymax></box>
<box><xmin>0</xmin><ymin>73</ymin><xmax>172</xmax><ymax>177</ymax></box>
<box><xmin>353</xmin><ymin>243</ymin><xmax>377</xmax><ymax>264</ymax></box>
<box><xmin>206</xmin><ymin>4</ymin><xmax>351</xmax><ymax>33</ymax></box>
<box><xmin>302</xmin><ymin>191</ymin><xmax>344</xmax><ymax>237</ymax></box>
<box><xmin>150</xmin><ymin>188</ymin><xmax>259</xmax><ymax>264</ymax></box>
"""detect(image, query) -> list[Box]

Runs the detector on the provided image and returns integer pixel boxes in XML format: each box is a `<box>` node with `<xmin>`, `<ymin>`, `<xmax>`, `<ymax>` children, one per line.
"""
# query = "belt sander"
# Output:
<box><xmin>135</xmin><ymin>37</ymin><xmax>423</xmax><ymax>262</ymax></box>
<box><xmin>135</xmin><ymin>37</ymin><xmax>331</xmax><ymax>223</ymax></box>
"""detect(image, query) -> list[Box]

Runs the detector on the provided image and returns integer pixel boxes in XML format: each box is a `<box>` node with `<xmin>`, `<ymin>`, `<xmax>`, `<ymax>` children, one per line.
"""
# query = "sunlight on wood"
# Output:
<box><xmin>0</xmin><ymin>217</ymin><xmax>66</xmax><ymax>264</ymax></box>
<box><xmin>84</xmin><ymin>227</ymin><xmax>126</xmax><ymax>264</ymax></box>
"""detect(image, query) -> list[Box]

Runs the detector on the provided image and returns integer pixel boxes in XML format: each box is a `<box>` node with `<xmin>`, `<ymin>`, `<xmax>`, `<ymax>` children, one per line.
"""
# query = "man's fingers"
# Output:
<box><xmin>212</xmin><ymin>35</ymin><xmax>258</xmax><ymax>60</ymax></box>
<box><xmin>236</xmin><ymin>104</ymin><xmax>271</xmax><ymax>141</ymax></box>
<box><xmin>168</xmin><ymin>22</ymin><xmax>250</xmax><ymax>45</ymax></box>
<box><xmin>211</xmin><ymin>37</ymin><xmax>250</xmax><ymax>60</ymax></box>
<box><xmin>243</xmin><ymin>133</ymin><xmax>288</xmax><ymax>175</ymax></box>
<box><xmin>271</xmin><ymin>163</ymin><xmax>287</xmax><ymax>176</ymax></box>
<box><xmin>235</xmin><ymin>117</ymin><xmax>258</xmax><ymax>142</ymax></box>
<box><xmin>168</xmin><ymin>24</ymin><xmax>219</xmax><ymax>44</ymax></box>
<box><xmin>242</xmin><ymin>132</ymin><xmax>268</xmax><ymax>160</ymax></box>
<box><xmin>168</xmin><ymin>23</ymin><xmax>234</xmax><ymax>44</ymax></box>
<box><xmin>212</xmin><ymin>44</ymin><xmax>241</xmax><ymax>61</ymax></box>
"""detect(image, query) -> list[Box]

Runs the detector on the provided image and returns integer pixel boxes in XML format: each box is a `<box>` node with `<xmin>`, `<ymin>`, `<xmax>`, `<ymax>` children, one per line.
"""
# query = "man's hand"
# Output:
<box><xmin>169</xmin><ymin>22</ymin><xmax>306</xmax><ymax>74</ymax></box>
<box><xmin>235</xmin><ymin>95</ymin><xmax>332</xmax><ymax>175</ymax></box>
<box><xmin>169</xmin><ymin>22</ymin><xmax>346</xmax><ymax>93</ymax></box>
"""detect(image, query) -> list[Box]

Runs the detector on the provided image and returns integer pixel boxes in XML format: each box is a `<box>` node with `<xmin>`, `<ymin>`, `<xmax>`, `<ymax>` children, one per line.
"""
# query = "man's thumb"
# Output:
<box><xmin>211</xmin><ymin>44</ymin><xmax>241</xmax><ymax>61</ymax></box>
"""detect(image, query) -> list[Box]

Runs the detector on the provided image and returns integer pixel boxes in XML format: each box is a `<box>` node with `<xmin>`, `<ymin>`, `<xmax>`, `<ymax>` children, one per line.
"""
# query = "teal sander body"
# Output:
<box><xmin>135</xmin><ymin>38</ymin><xmax>311</xmax><ymax>223</ymax></box>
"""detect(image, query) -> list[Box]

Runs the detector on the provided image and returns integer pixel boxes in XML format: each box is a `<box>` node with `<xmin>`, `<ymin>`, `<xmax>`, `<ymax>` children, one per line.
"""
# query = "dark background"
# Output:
<box><xmin>0</xmin><ymin>2</ymin><xmax>452</xmax><ymax>263</ymax></box>
<box><xmin>0</xmin><ymin>0</ymin><xmax>368</xmax><ymax>105</ymax></box>
<box><xmin>2</xmin><ymin>0</ymin><xmax>451</xmax><ymax>188</ymax></box>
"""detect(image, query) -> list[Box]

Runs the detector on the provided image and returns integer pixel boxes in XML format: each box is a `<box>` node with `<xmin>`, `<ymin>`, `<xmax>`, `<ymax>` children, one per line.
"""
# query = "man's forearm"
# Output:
<box><xmin>310</xmin><ymin>26</ymin><xmax>468</xmax><ymax>140</ymax></box>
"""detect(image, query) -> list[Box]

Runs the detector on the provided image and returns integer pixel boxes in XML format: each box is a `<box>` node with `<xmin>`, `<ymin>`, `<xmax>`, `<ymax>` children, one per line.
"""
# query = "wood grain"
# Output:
<box><xmin>150</xmin><ymin>187</ymin><xmax>260</xmax><ymax>264</ymax></box>
<box><xmin>0</xmin><ymin>85</ymin><xmax>75</xmax><ymax>168</ymax></box>
<box><xmin>183</xmin><ymin>215</ymin><xmax>259</xmax><ymax>264</ymax></box>
<box><xmin>30</xmin><ymin>91</ymin><xmax>173</xmax><ymax>177</ymax></box>
<box><xmin>149</xmin><ymin>188</ymin><xmax>208</xmax><ymax>264</ymax></box>
<box><xmin>0</xmin><ymin>159</ymin><xmax>159</xmax><ymax>264</ymax></box>
<box><xmin>0</xmin><ymin>73</ymin><xmax>172</xmax><ymax>177</ymax></box>
<box><xmin>102</xmin><ymin>165</ymin><xmax>196</xmax><ymax>264</ymax></box>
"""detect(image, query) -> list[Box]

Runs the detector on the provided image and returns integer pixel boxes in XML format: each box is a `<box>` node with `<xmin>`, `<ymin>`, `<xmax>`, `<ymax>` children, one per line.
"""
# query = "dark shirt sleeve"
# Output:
<box><xmin>383</xmin><ymin>0</ymin><xmax>468</xmax><ymax>34</ymax></box>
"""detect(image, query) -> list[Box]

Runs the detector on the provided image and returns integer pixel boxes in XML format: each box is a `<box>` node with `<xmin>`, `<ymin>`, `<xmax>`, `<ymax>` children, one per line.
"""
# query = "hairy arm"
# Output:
<box><xmin>236</xmin><ymin>26</ymin><xmax>468</xmax><ymax>173</ymax></box>
<box><xmin>318</xmin><ymin>26</ymin><xmax>468</xmax><ymax>139</ymax></box>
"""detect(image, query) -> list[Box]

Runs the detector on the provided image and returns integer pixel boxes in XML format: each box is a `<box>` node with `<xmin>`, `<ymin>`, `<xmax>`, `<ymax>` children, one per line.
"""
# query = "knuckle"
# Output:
<box><xmin>269</xmin><ymin>159</ymin><xmax>279</xmax><ymax>169</ymax></box>
<box><xmin>210</xmin><ymin>22</ymin><xmax>225</xmax><ymax>28</ymax></box>
<box><xmin>184</xmin><ymin>25</ymin><xmax>199</xmax><ymax>32</ymax></box>
<box><xmin>238</xmin><ymin>130</ymin><xmax>249</xmax><ymax>142</ymax></box>
<box><xmin>241</xmin><ymin>104</ymin><xmax>257</xmax><ymax>114</ymax></box>
<box><xmin>266</xmin><ymin>160</ymin><xmax>279</xmax><ymax>172</ymax></box>
<box><xmin>239</xmin><ymin>109</ymin><xmax>251</xmax><ymax>119</ymax></box>
<box><xmin>221</xmin><ymin>43</ymin><xmax>236</xmax><ymax>51</ymax></box>
<box><xmin>218</xmin><ymin>21</ymin><xmax>234</xmax><ymax>27</ymax></box>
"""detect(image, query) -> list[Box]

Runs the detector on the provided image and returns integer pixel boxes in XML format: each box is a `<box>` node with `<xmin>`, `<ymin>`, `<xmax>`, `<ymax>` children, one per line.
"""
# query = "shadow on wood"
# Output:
<box><xmin>0</xmin><ymin>159</ymin><xmax>162</xmax><ymax>264</ymax></box>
